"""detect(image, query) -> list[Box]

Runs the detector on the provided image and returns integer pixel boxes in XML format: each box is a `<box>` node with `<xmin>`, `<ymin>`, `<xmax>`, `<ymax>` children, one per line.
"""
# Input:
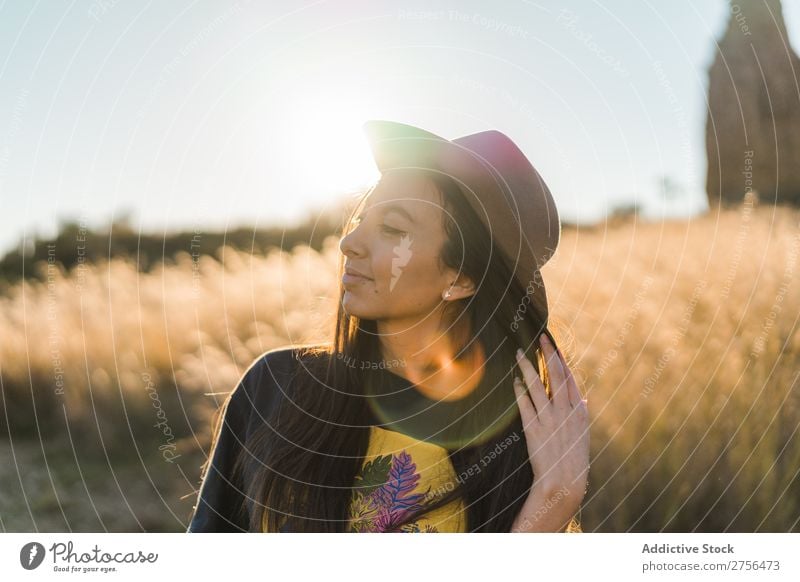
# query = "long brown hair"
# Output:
<box><xmin>232</xmin><ymin>168</ymin><xmax>581</xmax><ymax>532</ymax></box>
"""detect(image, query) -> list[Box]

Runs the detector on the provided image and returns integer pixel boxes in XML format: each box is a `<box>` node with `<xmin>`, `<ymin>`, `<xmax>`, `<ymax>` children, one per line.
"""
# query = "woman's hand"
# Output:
<box><xmin>511</xmin><ymin>333</ymin><xmax>590</xmax><ymax>532</ymax></box>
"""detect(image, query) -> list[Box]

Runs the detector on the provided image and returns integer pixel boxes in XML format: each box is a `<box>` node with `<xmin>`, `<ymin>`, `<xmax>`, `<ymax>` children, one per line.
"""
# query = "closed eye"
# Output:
<box><xmin>381</xmin><ymin>224</ymin><xmax>406</xmax><ymax>236</ymax></box>
<box><xmin>351</xmin><ymin>209</ymin><xmax>408</xmax><ymax>237</ymax></box>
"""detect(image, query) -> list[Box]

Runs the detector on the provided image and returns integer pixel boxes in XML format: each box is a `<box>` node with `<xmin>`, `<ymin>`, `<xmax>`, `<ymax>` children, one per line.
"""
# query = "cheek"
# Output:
<box><xmin>372</xmin><ymin>242</ymin><xmax>442</xmax><ymax>294</ymax></box>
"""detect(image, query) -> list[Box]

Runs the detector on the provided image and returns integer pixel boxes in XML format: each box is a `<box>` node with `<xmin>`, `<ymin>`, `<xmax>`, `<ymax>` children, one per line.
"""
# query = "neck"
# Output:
<box><xmin>375</xmin><ymin>308</ymin><xmax>479</xmax><ymax>389</ymax></box>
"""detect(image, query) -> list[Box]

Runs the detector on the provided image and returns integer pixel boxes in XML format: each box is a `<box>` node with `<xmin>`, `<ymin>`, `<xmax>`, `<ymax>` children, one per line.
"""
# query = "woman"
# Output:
<box><xmin>187</xmin><ymin>120</ymin><xmax>590</xmax><ymax>533</ymax></box>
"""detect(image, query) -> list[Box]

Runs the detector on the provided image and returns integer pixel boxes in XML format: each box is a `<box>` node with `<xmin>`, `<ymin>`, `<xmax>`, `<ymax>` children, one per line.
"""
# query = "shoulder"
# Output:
<box><xmin>233</xmin><ymin>343</ymin><xmax>332</xmax><ymax>410</ymax></box>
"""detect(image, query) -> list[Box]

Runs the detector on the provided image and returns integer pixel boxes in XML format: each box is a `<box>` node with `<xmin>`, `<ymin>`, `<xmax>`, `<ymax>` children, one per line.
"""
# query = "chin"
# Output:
<box><xmin>341</xmin><ymin>295</ymin><xmax>374</xmax><ymax>320</ymax></box>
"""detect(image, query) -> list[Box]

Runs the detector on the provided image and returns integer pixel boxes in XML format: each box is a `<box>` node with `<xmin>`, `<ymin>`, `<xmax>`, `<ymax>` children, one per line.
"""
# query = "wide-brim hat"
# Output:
<box><xmin>361</xmin><ymin>119</ymin><xmax>560</xmax><ymax>323</ymax></box>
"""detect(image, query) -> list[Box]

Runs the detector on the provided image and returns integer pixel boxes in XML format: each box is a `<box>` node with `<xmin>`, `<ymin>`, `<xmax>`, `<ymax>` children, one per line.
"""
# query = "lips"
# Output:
<box><xmin>344</xmin><ymin>266</ymin><xmax>372</xmax><ymax>280</ymax></box>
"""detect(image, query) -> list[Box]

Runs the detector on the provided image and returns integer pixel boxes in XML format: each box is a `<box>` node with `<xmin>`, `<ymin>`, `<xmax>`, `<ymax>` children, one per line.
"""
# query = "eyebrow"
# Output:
<box><xmin>358</xmin><ymin>203</ymin><xmax>417</xmax><ymax>224</ymax></box>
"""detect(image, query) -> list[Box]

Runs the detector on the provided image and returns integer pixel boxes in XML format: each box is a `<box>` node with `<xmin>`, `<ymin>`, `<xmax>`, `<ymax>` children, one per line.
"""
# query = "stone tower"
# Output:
<box><xmin>706</xmin><ymin>0</ymin><xmax>800</xmax><ymax>206</ymax></box>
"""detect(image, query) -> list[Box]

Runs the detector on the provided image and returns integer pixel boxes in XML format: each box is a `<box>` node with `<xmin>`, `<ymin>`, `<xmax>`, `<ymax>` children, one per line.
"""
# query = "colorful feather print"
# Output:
<box><xmin>349</xmin><ymin>450</ymin><xmax>440</xmax><ymax>533</ymax></box>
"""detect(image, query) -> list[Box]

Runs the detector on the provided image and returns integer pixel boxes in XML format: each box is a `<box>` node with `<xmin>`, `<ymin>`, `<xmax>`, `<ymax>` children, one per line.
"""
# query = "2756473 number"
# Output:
<box><xmin>729</xmin><ymin>560</ymin><xmax>780</xmax><ymax>571</ymax></box>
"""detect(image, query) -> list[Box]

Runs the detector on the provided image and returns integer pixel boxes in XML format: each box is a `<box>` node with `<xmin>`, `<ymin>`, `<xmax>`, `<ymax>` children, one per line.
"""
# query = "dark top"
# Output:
<box><xmin>186</xmin><ymin>344</ymin><xmax>517</xmax><ymax>532</ymax></box>
<box><xmin>186</xmin><ymin>346</ymin><xmax>297</xmax><ymax>532</ymax></box>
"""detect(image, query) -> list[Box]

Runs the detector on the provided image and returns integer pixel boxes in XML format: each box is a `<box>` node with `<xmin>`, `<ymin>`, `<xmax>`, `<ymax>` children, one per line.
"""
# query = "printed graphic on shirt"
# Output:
<box><xmin>347</xmin><ymin>425</ymin><xmax>467</xmax><ymax>533</ymax></box>
<box><xmin>348</xmin><ymin>450</ymin><xmax>440</xmax><ymax>533</ymax></box>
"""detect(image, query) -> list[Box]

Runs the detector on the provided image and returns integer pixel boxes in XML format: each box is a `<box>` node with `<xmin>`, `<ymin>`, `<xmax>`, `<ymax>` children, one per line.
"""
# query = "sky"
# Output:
<box><xmin>1</xmin><ymin>0</ymin><xmax>800</xmax><ymax>259</ymax></box>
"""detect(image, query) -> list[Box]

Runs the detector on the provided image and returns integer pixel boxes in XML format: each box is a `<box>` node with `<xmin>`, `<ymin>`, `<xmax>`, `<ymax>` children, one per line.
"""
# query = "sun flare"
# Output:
<box><xmin>283</xmin><ymin>95</ymin><xmax>381</xmax><ymax>204</ymax></box>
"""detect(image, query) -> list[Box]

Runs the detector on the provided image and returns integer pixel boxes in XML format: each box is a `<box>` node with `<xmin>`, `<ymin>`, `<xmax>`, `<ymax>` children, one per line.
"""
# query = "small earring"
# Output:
<box><xmin>443</xmin><ymin>289</ymin><xmax>452</xmax><ymax>299</ymax></box>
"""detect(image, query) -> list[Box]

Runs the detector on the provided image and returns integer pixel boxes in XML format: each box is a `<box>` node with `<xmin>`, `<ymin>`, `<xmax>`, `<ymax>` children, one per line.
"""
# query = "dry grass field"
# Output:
<box><xmin>1</xmin><ymin>197</ymin><xmax>798</xmax><ymax>532</ymax></box>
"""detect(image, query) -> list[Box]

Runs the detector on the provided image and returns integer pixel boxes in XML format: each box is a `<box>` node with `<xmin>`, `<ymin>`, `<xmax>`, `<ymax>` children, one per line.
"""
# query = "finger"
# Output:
<box><xmin>558</xmin><ymin>350</ymin><xmax>582</xmax><ymax>408</ymax></box>
<box><xmin>513</xmin><ymin>377</ymin><xmax>548</xmax><ymax>459</ymax></box>
<box><xmin>515</xmin><ymin>348</ymin><xmax>549</xmax><ymax>417</ymax></box>
<box><xmin>513</xmin><ymin>375</ymin><xmax>538</xmax><ymax>425</ymax></box>
<box><xmin>572</xmin><ymin>399</ymin><xmax>590</xmax><ymax>435</ymax></box>
<box><xmin>540</xmin><ymin>334</ymin><xmax>569</xmax><ymax>412</ymax></box>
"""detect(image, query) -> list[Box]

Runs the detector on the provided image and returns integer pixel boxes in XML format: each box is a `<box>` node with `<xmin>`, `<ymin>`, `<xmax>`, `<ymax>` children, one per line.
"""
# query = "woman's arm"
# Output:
<box><xmin>186</xmin><ymin>376</ymin><xmax>251</xmax><ymax>532</ymax></box>
<box><xmin>510</xmin><ymin>480</ymin><xmax>580</xmax><ymax>533</ymax></box>
<box><xmin>186</xmin><ymin>347</ymin><xmax>298</xmax><ymax>532</ymax></box>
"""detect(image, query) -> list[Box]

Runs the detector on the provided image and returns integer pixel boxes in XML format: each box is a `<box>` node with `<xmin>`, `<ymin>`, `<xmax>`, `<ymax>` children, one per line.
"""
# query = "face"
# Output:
<box><xmin>338</xmin><ymin>170</ymin><xmax>470</xmax><ymax>322</ymax></box>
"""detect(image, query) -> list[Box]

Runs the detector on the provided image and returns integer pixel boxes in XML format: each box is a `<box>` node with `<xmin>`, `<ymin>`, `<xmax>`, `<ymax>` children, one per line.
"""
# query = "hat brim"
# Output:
<box><xmin>361</xmin><ymin>120</ymin><xmax>512</xmax><ymax>224</ymax></box>
<box><xmin>362</xmin><ymin>120</ymin><xmax>452</xmax><ymax>170</ymax></box>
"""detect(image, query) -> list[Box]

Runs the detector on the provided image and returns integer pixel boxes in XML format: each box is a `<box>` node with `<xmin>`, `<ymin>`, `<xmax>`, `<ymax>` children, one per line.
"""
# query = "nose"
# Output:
<box><xmin>339</xmin><ymin>221</ymin><xmax>367</xmax><ymax>259</ymax></box>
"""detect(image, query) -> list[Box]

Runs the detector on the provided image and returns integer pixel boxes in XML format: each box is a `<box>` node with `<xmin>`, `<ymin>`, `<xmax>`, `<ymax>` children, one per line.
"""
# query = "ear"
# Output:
<box><xmin>443</xmin><ymin>271</ymin><xmax>476</xmax><ymax>301</ymax></box>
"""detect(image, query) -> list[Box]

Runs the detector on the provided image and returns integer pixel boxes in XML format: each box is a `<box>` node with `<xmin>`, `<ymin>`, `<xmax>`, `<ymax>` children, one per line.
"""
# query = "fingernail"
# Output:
<box><xmin>516</xmin><ymin>348</ymin><xmax>523</xmax><ymax>360</ymax></box>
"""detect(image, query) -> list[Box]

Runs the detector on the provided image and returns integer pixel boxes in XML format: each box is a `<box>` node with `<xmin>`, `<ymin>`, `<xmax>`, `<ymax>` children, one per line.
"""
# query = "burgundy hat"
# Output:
<box><xmin>361</xmin><ymin>119</ymin><xmax>561</xmax><ymax>322</ymax></box>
